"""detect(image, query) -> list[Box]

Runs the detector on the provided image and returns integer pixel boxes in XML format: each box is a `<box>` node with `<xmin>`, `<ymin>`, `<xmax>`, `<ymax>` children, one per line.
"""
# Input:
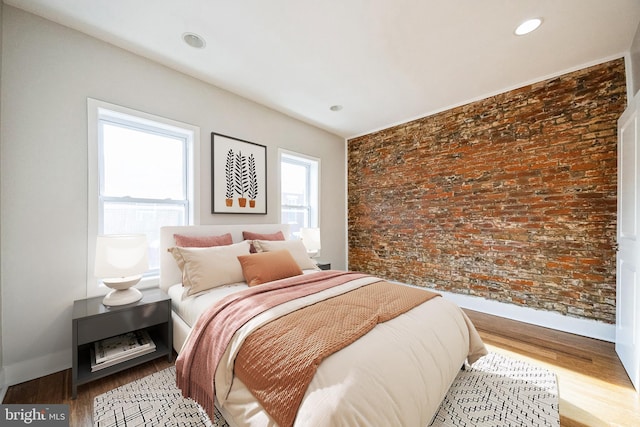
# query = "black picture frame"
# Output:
<box><xmin>211</xmin><ymin>132</ymin><xmax>267</xmax><ymax>214</ymax></box>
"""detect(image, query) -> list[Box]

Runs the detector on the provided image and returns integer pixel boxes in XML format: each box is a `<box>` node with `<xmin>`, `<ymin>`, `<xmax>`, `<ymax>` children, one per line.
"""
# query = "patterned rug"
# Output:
<box><xmin>428</xmin><ymin>352</ymin><xmax>559</xmax><ymax>427</ymax></box>
<box><xmin>93</xmin><ymin>352</ymin><xmax>558</xmax><ymax>426</ymax></box>
<box><xmin>93</xmin><ymin>367</ymin><xmax>224</xmax><ymax>427</ymax></box>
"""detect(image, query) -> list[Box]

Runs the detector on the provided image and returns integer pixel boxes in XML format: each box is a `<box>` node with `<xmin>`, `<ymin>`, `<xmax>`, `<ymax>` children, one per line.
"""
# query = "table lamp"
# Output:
<box><xmin>300</xmin><ymin>227</ymin><xmax>321</xmax><ymax>258</ymax></box>
<box><xmin>95</xmin><ymin>234</ymin><xmax>149</xmax><ymax>306</ymax></box>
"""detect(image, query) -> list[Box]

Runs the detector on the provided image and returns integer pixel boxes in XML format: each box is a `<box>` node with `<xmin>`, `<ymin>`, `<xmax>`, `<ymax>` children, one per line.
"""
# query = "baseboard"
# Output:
<box><xmin>2</xmin><ymin>348</ymin><xmax>71</xmax><ymax>388</ymax></box>
<box><xmin>438</xmin><ymin>290</ymin><xmax>615</xmax><ymax>342</ymax></box>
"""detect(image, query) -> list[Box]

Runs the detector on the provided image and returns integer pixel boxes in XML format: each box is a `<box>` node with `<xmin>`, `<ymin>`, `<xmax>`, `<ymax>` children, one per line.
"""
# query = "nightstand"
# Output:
<box><xmin>316</xmin><ymin>261</ymin><xmax>331</xmax><ymax>270</ymax></box>
<box><xmin>71</xmin><ymin>287</ymin><xmax>172</xmax><ymax>398</ymax></box>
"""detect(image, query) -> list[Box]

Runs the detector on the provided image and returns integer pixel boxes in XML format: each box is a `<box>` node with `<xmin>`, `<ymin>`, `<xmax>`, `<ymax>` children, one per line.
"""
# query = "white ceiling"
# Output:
<box><xmin>6</xmin><ymin>0</ymin><xmax>640</xmax><ymax>138</ymax></box>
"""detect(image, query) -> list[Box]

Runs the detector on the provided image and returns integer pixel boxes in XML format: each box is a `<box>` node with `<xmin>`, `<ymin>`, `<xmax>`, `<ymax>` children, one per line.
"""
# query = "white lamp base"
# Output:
<box><xmin>103</xmin><ymin>287</ymin><xmax>143</xmax><ymax>306</ymax></box>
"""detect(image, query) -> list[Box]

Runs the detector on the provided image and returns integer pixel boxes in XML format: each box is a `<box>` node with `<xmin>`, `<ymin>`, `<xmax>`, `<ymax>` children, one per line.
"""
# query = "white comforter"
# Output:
<box><xmin>200</xmin><ymin>276</ymin><xmax>487</xmax><ymax>427</ymax></box>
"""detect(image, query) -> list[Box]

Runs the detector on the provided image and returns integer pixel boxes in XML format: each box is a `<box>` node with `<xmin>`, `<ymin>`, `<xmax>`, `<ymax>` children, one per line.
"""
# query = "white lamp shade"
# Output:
<box><xmin>300</xmin><ymin>228</ymin><xmax>321</xmax><ymax>253</ymax></box>
<box><xmin>95</xmin><ymin>234</ymin><xmax>149</xmax><ymax>279</ymax></box>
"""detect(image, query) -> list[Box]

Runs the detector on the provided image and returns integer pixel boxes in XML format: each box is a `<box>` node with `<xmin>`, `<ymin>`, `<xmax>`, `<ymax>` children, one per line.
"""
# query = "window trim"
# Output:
<box><xmin>278</xmin><ymin>149</ymin><xmax>321</xmax><ymax>236</ymax></box>
<box><xmin>87</xmin><ymin>98</ymin><xmax>200</xmax><ymax>298</ymax></box>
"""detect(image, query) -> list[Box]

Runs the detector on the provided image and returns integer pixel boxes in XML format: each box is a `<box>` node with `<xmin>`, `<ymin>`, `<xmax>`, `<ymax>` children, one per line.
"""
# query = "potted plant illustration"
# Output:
<box><xmin>234</xmin><ymin>151</ymin><xmax>249</xmax><ymax>207</ymax></box>
<box><xmin>248</xmin><ymin>154</ymin><xmax>258</xmax><ymax>208</ymax></box>
<box><xmin>225</xmin><ymin>149</ymin><xmax>234</xmax><ymax>207</ymax></box>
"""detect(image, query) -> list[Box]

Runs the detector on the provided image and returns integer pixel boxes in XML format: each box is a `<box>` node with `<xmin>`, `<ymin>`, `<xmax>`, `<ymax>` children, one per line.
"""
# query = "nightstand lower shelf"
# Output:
<box><xmin>75</xmin><ymin>327</ymin><xmax>171</xmax><ymax>386</ymax></box>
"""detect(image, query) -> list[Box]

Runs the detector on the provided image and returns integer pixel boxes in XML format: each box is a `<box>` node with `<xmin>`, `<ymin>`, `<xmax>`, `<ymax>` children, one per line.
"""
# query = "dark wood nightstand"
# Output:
<box><xmin>71</xmin><ymin>287</ymin><xmax>172</xmax><ymax>398</ymax></box>
<box><xmin>316</xmin><ymin>261</ymin><xmax>331</xmax><ymax>270</ymax></box>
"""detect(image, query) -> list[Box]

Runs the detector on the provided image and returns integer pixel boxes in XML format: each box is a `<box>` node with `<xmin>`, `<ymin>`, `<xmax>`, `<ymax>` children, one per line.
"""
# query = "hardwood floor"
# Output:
<box><xmin>3</xmin><ymin>311</ymin><xmax>639</xmax><ymax>426</ymax></box>
<box><xmin>2</xmin><ymin>356</ymin><xmax>175</xmax><ymax>426</ymax></box>
<box><xmin>464</xmin><ymin>310</ymin><xmax>640</xmax><ymax>427</ymax></box>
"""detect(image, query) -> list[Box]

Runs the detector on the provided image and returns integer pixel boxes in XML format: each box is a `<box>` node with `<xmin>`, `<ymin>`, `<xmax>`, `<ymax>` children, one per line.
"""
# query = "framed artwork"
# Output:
<box><xmin>211</xmin><ymin>132</ymin><xmax>267</xmax><ymax>214</ymax></box>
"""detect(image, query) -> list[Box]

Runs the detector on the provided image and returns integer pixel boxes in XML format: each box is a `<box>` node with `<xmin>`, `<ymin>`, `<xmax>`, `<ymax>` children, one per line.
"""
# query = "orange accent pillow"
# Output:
<box><xmin>174</xmin><ymin>233</ymin><xmax>233</xmax><ymax>247</ymax></box>
<box><xmin>237</xmin><ymin>250</ymin><xmax>303</xmax><ymax>286</ymax></box>
<box><xmin>242</xmin><ymin>230</ymin><xmax>285</xmax><ymax>253</ymax></box>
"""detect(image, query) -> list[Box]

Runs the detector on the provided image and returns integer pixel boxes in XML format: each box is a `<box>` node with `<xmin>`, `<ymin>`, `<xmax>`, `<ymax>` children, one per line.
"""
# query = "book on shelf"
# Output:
<box><xmin>94</xmin><ymin>330</ymin><xmax>155</xmax><ymax>364</ymax></box>
<box><xmin>90</xmin><ymin>345</ymin><xmax>156</xmax><ymax>372</ymax></box>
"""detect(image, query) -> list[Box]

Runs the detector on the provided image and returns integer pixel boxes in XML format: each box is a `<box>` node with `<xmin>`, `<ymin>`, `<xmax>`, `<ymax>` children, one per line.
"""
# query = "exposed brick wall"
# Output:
<box><xmin>348</xmin><ymin>59</ymin><xmax>626</xmax><ymax>324</ymax></box>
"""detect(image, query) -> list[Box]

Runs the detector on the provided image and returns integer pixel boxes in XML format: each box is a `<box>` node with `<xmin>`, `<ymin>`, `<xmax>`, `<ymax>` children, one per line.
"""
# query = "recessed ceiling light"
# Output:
<box><xmin>330</xmin><ymin>105</ymin><xmax>343</xmax><ymax>112</ymax></box>
<box><xmin>514</xmin><ymin>18</ymin><xmax>542</xmax><ymax>36</ymax></box>
<box><xmin>183</xmin><ymin>32</ymin><xmax>206</xmax><ymax>49</ymax></box>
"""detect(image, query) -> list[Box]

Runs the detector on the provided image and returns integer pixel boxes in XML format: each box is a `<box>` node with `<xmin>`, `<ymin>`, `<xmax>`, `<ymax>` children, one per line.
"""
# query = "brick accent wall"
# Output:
<box><xmin>348</xmin><ymin>59</ymin><xmax>626</xmax><ymax>324</ymax></box>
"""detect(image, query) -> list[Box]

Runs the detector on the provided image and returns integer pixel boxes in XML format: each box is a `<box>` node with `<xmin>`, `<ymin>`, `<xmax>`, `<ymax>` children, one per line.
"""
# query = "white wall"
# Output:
<box><xmin>631</xmin><ymin>20</ymin><xmax>640</xmax><ymax>97</ymax></box>
<box><xmin>0</xmin><ymin>6</ymin><xmax>346</xmax><ymax>386</ymax></box>
<box><xmin>0</xmin><ymin>2</ymin><xmax>5</xmax><ymax>398</ymax></box>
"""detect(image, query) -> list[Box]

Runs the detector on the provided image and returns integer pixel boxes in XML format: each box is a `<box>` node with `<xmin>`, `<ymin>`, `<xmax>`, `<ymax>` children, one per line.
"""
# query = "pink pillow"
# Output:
<box><xmin>242</xmin><ymin>230</ymin><xmax>285</xmax><ymax>253</ymax></box>
<box><xmin>174</xmin><ymin>233</ymin><xmax>233</xmax><ymax>248</ymax></box>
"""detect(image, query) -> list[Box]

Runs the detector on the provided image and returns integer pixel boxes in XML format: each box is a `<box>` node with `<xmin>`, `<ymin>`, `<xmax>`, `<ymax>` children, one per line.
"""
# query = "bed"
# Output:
<box><xmin>159</xmin><ymin>224</ymin><xmax>487</xmax><ymax>427</ymax></box>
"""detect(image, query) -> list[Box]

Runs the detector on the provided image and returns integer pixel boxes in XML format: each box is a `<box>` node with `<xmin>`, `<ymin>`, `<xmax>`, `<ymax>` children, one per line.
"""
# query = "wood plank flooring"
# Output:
<box><xmin>464</xmin><ymin>310</ymin><xmax>640</xmax><ymax>427</ymax></box>
<box><xmin>2</xmin><ymin>356</ymin><xmax>174</xmax><ymax>426</ymax></box>
<box><xmin>3</xmin><ymin>310</ymin><xmax>639</xmax><ymax>426</ymax></box>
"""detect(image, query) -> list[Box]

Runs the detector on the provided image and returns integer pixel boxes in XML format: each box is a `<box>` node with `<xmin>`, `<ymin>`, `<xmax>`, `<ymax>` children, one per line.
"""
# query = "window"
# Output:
<box><xmin>279</xmin><ymin>150</ymin><xmax>320</xmax><ymax>238</ymax></box>
<box><xmin>88</xmin><ymin>99</ymin><xmax>199</xmax><ymax>296</ymax></box>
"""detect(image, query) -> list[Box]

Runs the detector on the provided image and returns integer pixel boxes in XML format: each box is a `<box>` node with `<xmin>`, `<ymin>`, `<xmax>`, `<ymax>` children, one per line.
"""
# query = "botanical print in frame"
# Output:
<box><xmin>212</xmin><ymin>132</ymin><xmax>267</xmax><ymax>214</ymax></box>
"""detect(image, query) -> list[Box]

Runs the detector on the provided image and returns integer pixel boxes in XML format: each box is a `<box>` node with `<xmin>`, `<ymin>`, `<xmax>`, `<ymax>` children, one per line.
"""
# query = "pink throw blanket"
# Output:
<box><xmin>175</xmin><ymin>271</ymin><xmax>370</xmax><ymax>420</ymax></box>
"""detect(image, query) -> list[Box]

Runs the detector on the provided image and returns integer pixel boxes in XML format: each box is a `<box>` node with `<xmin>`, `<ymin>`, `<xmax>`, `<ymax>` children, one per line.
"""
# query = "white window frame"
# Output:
<box><xmin>87</xmin><ymin>98</ymin><xmax>200</xmax><ymax>297</ymax></box>
<box><xmin>279</xmin><ymin>149</ymin><xmax>320</xmax><ymax>237</ymax></box>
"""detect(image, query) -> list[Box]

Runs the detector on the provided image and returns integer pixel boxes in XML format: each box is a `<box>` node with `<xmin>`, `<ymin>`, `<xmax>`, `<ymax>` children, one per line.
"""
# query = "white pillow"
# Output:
<box><xmin>168</xmin><ymin>240</ymin><xmax>251</xmax><ymax>296</ymax></box>
<box><xmin>252</xmin><ymin>239</ymin><xmax>319</xmax><ymax>270</ymax></box>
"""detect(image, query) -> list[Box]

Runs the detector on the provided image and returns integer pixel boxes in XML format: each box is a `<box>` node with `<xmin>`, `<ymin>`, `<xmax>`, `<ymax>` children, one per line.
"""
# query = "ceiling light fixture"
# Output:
<box><xmin>514</xmin><ymin>18</ymin><xmax>542</xmax><ymax>36</ymax></box>
<box><xmin>183</xmin><ymin>32</ymin><xmax>206</xmax><ymax>49</ymax></box>
<box><xmin>330</xmin><ymin>105</ymin><xmax>343</xmax><ymax>112</ymax></box>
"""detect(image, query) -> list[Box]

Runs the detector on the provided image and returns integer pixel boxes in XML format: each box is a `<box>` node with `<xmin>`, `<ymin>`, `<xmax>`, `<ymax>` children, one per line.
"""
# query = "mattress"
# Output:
<box><xmin>168</xmin><ymin>281</ymin><xmax>247</xmax><ymax>328</ymax></box>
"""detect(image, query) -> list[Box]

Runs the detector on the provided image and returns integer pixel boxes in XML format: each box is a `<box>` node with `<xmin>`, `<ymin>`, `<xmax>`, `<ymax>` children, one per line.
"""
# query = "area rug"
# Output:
<box><xmin>428</xmin><ymin>352</ymin><xmax>559</xmax><ymax>427</ymax></box>
<box><xmin>93</xmin><ymin>366</ymin><xmax>223</xmax><ymax>427</ymax></box>
<box><xmin>93</xmin><ymin>352</ymin><xmax>558</xmax><ymax>426</ymax></box>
